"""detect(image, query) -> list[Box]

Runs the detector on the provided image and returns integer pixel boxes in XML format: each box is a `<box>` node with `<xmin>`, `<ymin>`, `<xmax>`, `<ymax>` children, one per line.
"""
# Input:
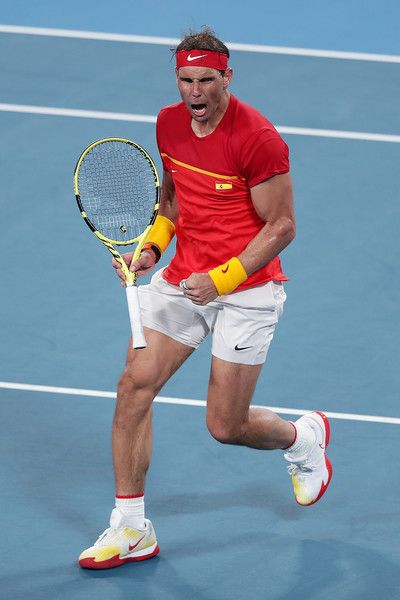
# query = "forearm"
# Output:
<box><xmin>158</xmin><ymin>170</ymin><xmax>178</xmax><ymax>224</ymax></box>
<box><xmin>142</xmin><ymin>170</ymin><xmax>177</xmax><ymax>262</ymax></box>
<box><xmin>185</xmin><ymin>205</ymin><xmax>295</xmax><ymax>304</ymax></box>
<box><xmin>238</xmin><ymin>216</ymin><xmax>296</xmax><ymax>276</ymax></box>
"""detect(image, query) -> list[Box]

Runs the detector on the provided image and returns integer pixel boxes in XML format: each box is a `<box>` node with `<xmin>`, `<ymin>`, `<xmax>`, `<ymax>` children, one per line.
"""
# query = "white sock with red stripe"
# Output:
<box><xmin>284</xmin><ymin>421</ymin><xmax>316</xmax><ymax>460</ymax></box>
<box><xmin>115</xmin><ymin>495</ymin><xmax>145</xmax><ymax>530</ymax></box>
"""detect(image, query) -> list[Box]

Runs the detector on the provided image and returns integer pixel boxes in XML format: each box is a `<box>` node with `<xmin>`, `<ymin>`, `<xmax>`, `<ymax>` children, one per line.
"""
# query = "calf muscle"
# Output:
<box><xmin>112</xmin><ymin>328</ymin><xmax>194</xmax><ymax>495</ymax></box>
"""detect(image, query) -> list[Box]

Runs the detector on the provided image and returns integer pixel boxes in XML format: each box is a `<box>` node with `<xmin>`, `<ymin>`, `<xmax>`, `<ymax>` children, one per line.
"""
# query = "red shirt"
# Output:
<box><xmin>156</xmin><ymin>94</ymin><xmax>290</xmax><ymax>291</ymax></box>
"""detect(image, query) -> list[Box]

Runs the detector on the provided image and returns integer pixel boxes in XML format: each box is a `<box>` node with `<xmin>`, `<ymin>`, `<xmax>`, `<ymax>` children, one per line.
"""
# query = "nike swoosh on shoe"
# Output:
<box><xmin>129</xmin><ymin>536</ymin><xmax>145</xmax><ymax>551</ymax></box>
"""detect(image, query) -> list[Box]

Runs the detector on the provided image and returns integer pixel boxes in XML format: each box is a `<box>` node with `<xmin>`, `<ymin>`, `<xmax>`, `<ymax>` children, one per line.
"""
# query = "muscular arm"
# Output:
<box><xmin>158</xmin><ymin>169</ymin><xmax>178</xmax><ymax>223</ymax></box>
<box><xmin>182</xmin><ymin>172</ymin><xmax>295</xmax><ymax>305</ymax></box>
<box><xmin>238</xmin><ymin>172</ymin><xmax>295</xmax><ymax>275</ymax></box>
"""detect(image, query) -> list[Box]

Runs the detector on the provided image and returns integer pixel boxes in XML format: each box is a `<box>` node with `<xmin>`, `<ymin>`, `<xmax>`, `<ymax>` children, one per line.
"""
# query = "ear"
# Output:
<box><xmin>223</xmin><ymin>68</ymin><xmax>233</xmax><ymax>89</ymax></box>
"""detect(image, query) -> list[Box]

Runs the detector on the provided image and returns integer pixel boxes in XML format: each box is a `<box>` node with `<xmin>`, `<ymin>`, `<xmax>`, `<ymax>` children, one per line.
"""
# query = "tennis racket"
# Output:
<box><xmin>74</xmin><ymin>137</ymin><xmax>159</xmax><ymax>349</ymax></box>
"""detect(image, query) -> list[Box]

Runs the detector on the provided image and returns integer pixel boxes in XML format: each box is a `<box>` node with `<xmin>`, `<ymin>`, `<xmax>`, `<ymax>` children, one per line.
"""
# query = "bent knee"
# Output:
<box><xmin>118</xmin><ymin>367</ymin><xmax>158</xmax><ymax>399</ymax></box>
<box><xmin>116</xmin><ymin>371</ymin><xmax>156</xmax><ymax>418</ymax></box>
<box><xmin>206</xmin><ymin>417</ymin><xmax>243</xmax><ymax>445</ymax></box>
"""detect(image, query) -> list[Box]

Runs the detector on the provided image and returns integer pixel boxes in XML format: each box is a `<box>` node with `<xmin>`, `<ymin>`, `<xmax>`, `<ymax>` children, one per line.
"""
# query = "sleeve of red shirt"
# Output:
<box><xmin>240</xmin><ymin>128</ymin><xmax>290</xmax><ymax>189</ymax></box>
<box><xmin>156</xmin><ymin>109</ymin><xmax>169</xmax><ymax>172</ymax></box>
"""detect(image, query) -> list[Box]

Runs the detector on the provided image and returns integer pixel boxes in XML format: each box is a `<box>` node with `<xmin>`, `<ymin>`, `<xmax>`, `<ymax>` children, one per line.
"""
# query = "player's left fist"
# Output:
<box><xmin>180</xmin><ymin>272</ymin><xmax>218</xmax><ymax>305</ymax></box>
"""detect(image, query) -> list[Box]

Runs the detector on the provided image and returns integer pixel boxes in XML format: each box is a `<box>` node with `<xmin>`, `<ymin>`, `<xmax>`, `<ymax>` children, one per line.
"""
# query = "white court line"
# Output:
<box><xmin>1</xmin><ymin>24</ymin><xmax>400</xmax><ymax>64</ymax></box>
<box><xmin>277</xmin><ymin>126</ymin><xmax>400</xmax><ymax>144</ymax></box>
<box><xmin>1</xmin><ymin>103</ymin><xmax>400</xmax><ymax>144</ymax></box>
<box><xmin>0</xmin><ymin>103</ymin><xmax>156</xmax><ymax>123</ymax></box>
<box><xmin>1</xmin><ymin>381</ymin><xmax>399</xmax><ymax>425</ymax></box>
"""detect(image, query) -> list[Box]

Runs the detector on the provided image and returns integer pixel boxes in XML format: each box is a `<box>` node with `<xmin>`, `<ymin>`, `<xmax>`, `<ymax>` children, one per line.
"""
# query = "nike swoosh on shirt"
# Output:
<box><xmin>221</xmin><ymin>266</ymin><xmax>229</xmax><ymax>273</ymax></box>
<box><xmin>129</xmin><ymin>536</ymin><xmax>145</xmax><ymax>551</ymax></box>
<box><xmin>187</xmin><ymin>54</ymin><xmax>208</xmax><ymax>61</ymax></box>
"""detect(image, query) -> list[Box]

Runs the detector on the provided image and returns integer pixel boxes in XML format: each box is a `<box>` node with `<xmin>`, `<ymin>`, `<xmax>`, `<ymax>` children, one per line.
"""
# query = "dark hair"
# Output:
<box><xmin>174</xmin><ymin>26</ymin><xmax>229</xmax><ymax>58</ymax></box>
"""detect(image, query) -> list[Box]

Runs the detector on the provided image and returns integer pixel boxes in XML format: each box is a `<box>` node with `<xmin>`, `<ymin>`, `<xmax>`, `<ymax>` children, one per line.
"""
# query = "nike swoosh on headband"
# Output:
<box><xmin>187</xmin><ymin>54</ymin><xmax>208</xmax><ymax>61</ymax></box>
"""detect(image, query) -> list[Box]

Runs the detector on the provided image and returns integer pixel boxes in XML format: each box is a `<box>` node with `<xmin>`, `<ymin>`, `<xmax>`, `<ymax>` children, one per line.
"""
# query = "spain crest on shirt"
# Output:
<box><xmin>215</xmin><ymin>183</ymin><xmax>233</xmax><ymax>190</ymax></box>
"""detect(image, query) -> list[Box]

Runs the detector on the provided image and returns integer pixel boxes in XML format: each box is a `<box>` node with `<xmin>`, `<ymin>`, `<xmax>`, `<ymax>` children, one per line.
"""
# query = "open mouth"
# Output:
<box><xmin>191</xmin><ymin>103</ymin><xmax>207</xmax><ymax>117</ymax></box>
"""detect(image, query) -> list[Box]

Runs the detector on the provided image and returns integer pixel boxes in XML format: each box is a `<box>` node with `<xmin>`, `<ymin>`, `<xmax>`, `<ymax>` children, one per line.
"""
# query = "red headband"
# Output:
<box><xmin>176</xmin><ymin>50</ymin><xmax>228</xmax><ymax>70</ymax></box>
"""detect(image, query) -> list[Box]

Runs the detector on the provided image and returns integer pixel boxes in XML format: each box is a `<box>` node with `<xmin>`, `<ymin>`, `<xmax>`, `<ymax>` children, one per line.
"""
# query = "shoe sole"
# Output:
<box><xmin>79</xmin><ymin>543</ymin><xmax>160</xmax><ymax>570</ymax></box>
<box><xmin>296</xmin><ymin>411</ymin><xmax>333</xmax><ymax>507</ymax></box>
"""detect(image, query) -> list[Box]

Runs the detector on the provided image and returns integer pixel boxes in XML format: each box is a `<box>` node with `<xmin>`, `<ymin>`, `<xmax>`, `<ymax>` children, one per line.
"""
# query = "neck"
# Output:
<box><xmin>191</xmin><ymin>91</ymin><xmax>230</xmax><ymax>138</ymax></box>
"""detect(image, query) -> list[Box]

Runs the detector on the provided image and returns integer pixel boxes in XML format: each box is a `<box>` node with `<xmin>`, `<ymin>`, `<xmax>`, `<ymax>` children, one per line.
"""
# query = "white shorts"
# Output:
<box><xmin>138</xmin><ymin>268</ymin><xmax>286</xmax><ymax>365</ymax></box>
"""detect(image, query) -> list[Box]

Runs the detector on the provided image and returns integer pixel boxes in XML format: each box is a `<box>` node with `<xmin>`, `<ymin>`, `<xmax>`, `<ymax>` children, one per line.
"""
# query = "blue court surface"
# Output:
<box><xmin>0</xmin><ymin>2</ymin><xmax>399</xmax><ymax>599</ymax></box>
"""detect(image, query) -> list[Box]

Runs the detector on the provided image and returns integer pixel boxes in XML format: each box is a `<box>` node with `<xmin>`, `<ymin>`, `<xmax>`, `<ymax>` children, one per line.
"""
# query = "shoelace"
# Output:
<box><xmin>94</xmin><ymin>527</ymin><xmax>117</xmax><ymax>546</ymax></box>
<box><xmin>94</xmin><ymin>526</ymin><xmax>146</xmax><ymax>547</ymax></box>
<box><xmin>287</xmin><ymin>463</ymin><xmax>313</xmax><ymax>477</ymax></box>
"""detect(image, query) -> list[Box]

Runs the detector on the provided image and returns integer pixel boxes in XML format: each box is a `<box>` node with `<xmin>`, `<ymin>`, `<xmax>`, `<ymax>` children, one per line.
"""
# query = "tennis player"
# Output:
<box><xmin>79</xmin><ymin>27</ymin><xmax>332</xmax><ymax>569</ymax></box>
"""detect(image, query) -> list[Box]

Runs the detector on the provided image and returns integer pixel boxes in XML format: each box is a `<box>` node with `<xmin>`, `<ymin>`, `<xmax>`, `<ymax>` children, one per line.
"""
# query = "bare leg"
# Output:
<box><xmin>112</xmin><ymin>327</ymin><xmax>194</xmax><ymax>495</ymax></box>
<box><xmin>206</xmin><ymin>356</ymin><xmax>295</xmax><ymax>450</ymax></box>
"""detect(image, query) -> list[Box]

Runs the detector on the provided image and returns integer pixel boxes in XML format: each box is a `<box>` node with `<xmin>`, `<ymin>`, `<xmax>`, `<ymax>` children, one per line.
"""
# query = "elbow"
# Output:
<box><xmin>288</xmin><ymin>219</ymin><xmax>296</xmax><ymax>243</ymax></box>
<box><xmin>277</xmin><ymin>216</ymin><xmax>296</xmax><ymax>245</ymax></box>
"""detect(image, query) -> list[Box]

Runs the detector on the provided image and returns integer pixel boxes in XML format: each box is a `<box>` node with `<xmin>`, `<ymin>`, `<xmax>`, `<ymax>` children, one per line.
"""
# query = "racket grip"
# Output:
<box><xmin>125</xmin><ymin>284</ymin><xmax>147</xmax><ymax>349</ymax></box>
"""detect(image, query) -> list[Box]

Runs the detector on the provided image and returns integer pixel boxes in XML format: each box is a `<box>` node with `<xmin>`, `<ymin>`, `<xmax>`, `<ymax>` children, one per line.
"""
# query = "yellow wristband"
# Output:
<box><xmin>146</xmin><ymin>215</ymin><xmax>175</xmax><ymax>255</ymax></box>
<box><xmin>208</xmin><ymin>257</ymin><xmax>248</xmax><ymax>296</ymax></box>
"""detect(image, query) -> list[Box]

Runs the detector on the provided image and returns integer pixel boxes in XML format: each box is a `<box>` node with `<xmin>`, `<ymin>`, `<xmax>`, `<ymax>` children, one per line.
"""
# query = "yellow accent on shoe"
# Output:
<box><xmin>123</xmin><ymin>528</ymin><xmax>141</xmax><ymax>537</ymax></box>
<box><xmin>291</xmin><ymin>475</ymin><xmax>312</xmax><ymax>505</ymax></box>
<box><xmin>79</xmin><ymin>546</ymin><xmax>121</xmax><ymax>562</ymax></box>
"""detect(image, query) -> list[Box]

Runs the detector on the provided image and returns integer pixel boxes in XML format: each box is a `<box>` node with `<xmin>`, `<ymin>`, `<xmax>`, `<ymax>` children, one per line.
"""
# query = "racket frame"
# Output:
<box><xmin>74</xmin><ymin>137</ymin><xmax>160</xmax><ymax>348</ymax></box>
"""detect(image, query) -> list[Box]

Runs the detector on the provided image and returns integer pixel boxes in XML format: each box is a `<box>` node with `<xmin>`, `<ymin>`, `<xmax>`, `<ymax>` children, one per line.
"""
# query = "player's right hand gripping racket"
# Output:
<box><xmin>74</xmin><ymin>137</ymin><xmax>159</xmax><ymax>349</ymax></box>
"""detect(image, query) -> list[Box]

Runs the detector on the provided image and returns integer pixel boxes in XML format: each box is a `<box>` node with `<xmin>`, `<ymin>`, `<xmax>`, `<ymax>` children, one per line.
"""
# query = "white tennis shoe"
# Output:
<box><xmin>79</xmin><ymin>508</ymin><xmax>159</xmax><ymax>569</ymax></box>
<box><xmin>284</xmin><ymin>411</ymin><xmax>332</xmax><ymax>506</ymax></box>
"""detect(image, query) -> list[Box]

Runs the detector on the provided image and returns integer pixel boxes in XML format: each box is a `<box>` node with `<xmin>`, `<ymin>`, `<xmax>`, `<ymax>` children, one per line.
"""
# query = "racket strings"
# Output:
<box><xmin>77</xmin><ymin>141</ymin><xmax>157</xmax><ymax>243</ymax></box>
